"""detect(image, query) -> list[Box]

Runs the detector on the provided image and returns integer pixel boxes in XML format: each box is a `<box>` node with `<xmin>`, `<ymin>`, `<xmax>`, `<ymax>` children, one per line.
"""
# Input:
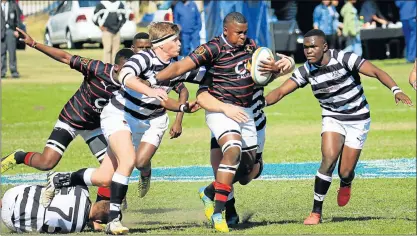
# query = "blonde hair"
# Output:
<box><xmin>148</xmin><ymin>22</ymin><xmax>180</xmax><ymax>43</ymax></box>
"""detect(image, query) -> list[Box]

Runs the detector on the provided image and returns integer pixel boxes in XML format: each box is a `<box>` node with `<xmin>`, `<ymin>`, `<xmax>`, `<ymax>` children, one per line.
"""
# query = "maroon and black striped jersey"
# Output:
<box><xmin>189</xmin><ymin>34</ymin><xmax>258</xmax><ymax>107</ymax></box>
<box><xmin>58</xmin><ymin>55</ymin><xmax>120</xmax><ymax>130</ymax></box>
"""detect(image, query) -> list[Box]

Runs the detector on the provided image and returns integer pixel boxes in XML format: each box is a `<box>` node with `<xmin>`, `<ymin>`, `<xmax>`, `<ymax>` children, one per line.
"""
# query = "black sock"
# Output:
<box><xmin>204</xmin><ymin>182</ymin><xmax>215</xmax><ymax>200</ymax></box>
<box><xmin>14</xmin><ymin>151</ymin><xmax>27</xmax><ymax>164</ymax></box>
<box><xmin>109</xmin><ymin>173</ymin><xmax>129</xmax><ymax>222</ymax></box>
<box><xmin>225</xmin><ymin>197</ymin><xmax>237</xmax><ymax>218</ymax></box>
<box><xmin>69</xmin><ymin>168</ymin><xmax>87</xmax><ymax>186</ymax></box>
<box><xmin>312</xmin><ymin>172</ymin><xmax>332</xmax><ymax>214</ymax></box>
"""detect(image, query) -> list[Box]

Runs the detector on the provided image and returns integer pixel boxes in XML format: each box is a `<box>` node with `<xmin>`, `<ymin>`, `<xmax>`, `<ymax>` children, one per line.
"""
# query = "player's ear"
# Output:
<box><xmin>323</xmin><ymin>41</ymin><xmax>328</xmax><ymax>52</ymax></box>
<box><xmin>114</xmin><ymin>64</ymin><xmax>120</xmax><ymax>71</ymax></box>
<box><xmin>223</xmin><ymin>26</ymin><xmax>228</xmax><ymax>37</ymax></box>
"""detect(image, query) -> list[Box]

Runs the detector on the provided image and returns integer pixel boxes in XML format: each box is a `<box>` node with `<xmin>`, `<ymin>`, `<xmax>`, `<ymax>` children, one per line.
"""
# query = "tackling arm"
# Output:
<box><xmin>264</xmin><ymin>79</ymin><xmax>299</xmax><ymax>106</ymax></box>
<box><xmin>154</xmin><ymin>57</ymin><xmax>197</xmax><ymax>83</ymax></box>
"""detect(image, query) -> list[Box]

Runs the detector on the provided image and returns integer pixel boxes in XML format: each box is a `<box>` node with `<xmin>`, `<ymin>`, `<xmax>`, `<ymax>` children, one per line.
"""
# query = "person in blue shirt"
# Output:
<box><xmin>174</xmin><ymin>0</ymin><xmax>202</xmax><ymax>57</ymax></box>
<box><xmin>395</xmin><ymin>0</ymin><xmax>416</xmax><ymax>63</ymax></box>
<box><xmin>313</xmin><ymin>0</ymin><xmax>338</xmax><ymax>49</ymax></box>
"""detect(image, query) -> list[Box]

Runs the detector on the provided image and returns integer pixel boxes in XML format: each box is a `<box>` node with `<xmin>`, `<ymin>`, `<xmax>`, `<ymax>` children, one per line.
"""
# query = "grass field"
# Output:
<box><xmin>1</xmin><ymin>46</ymin><xmax>416</xmax><ymax>235</ymax></box>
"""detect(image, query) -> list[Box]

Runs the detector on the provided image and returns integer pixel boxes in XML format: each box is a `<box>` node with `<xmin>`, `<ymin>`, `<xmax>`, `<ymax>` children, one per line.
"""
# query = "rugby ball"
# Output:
<box><xmin>249</xmin><ymin>47</ymin><xmax>275</xmax><ymax>86</ymax></box>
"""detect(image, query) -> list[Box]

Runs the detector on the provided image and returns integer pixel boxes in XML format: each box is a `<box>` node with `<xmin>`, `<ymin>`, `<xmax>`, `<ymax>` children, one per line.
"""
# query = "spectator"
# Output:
<box><xmin>331</xmin><ymin>0</ymin><xmax>343</xmax><ymax>49</ymax></box>
<box><xmin>1</xmin><ymin>0</ymin><xmax>21</xmax><ymax>78</ymax></box>
<box><xmin>313</xmin><ymin>0</ymin><xmax>338</xmax><ymax>49</ymax></box>
<box><xmin>395</xmin><ymin>1</ymin><xmax>416</xmax><ymax>63</ymax></box>
<box><xmin>359</xmin><ymin>0</ymin><xmax>388</xmax><ymax>29</ymax></box>
<box><xmin>341</xmin><ymin>0</ymin><xmax>363</xmax><ymax>56</ymax></box>
<box><xmin>173</xmin><ymin>0</ymin><xmax>201</xmax><ymax>57</ymax></box>
<box><xmin>93</xmin><ymin>0</ymin><xmax>127</xmax><ymax>64</ymax></box>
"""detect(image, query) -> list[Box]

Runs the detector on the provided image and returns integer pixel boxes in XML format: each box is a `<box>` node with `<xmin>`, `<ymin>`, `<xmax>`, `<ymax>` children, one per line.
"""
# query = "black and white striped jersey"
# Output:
<box><xmin>112</xmin><ymin>49</ymin><xmax>202</xmax><ymax>120</ymax></box>
<box><xmin>3</xmin><ymin>185</ymin><xmax>91</xmax><ymax>233</ymax></box>
<box><xmin>291</xmin><ymin>49</ymin><xmax>369</xmax><ymax>122</ymax></box>
<box><xmin>251</xmin><ymin>87</ymin><xmax>266</xmax><ymax>131</ymax></box>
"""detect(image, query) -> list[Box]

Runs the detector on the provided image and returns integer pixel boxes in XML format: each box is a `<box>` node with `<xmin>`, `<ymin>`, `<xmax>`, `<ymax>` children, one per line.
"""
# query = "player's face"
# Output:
<box><xmin>303</xmin><ymin>36</ymin><xmax>327</xmax><ymax>64</ymax></box>
<box><xmin>224</xmin><ymin>22</ymin><xmax>248</xmax><ymax>47</ymax></box>
<box><xmin>162</xmin><ymin>36</ymin><xmax>181</xmax><ymax>57</ymax></box>
<box><xmin>131</xmin><ymin>39</ymin><xmax>152</xmax><ymax>53</ymax></box>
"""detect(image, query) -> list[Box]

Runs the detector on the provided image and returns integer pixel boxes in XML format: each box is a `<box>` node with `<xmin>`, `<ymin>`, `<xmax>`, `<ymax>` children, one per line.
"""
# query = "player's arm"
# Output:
<box><xmin>16</xmin><ymin>27</ymin><xmax>72</xmax><ymax>65</ymax></box>
<box><xmin>409</xmin><ymin>60</ymin><xmax>416</xmax><ymax>90</ymax></box>
<box><xmin>197</xmin><ymin>90</ymin><xmax>249</xmax><ymax>123</ymax></box>
<box><xmin>264</xmin><ymin>79</ymin><xmax>299</xmax><ymax>106</ymax></box>
<box><xmin>359</xmin><ymin>60</ymin><xmax>413</xmax><ymax>106</ymax></box>
<box><xmin>170</xmin><ymin>84</ymin><xmax>189</xmax><ymax>139</ymax></box>
<box><xmin>153</xmin><ymin>57</ymin><xmax>197</xmax><ymax>84</ymax></box>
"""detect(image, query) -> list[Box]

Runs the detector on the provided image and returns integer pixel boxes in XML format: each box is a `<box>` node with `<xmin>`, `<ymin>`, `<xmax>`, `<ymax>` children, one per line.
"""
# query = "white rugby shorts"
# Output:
<box><xmin>322</xmin><ymin>117</ymin><xmax>371</xmax><ymax>149</ymax></box>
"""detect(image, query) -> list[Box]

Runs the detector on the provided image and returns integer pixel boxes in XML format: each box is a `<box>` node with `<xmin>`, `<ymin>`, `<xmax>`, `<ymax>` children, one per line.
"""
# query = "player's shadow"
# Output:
<box><xmin>231</xmin><ymin>213</ymin><xmax>299</xmax><ymax>230</ymax></box>
<box><xmin>128</xmin><ymin>207</ymin><xmax>181</xmax><ymax>214</ymax></box>
<box><xmin>330</xmin><ymin>216</ymin><xmax>416</xmax><ymax>222</ymax></box>
<box><xmin>129</xmin><ymin>222</ymin><xmax>201</xmax><ymax>233</ymax></box>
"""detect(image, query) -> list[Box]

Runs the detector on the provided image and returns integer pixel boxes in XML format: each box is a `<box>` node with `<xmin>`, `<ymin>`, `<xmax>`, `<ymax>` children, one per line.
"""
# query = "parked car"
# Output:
<box><xmin>44</xmin><ymin>0</ymin><xmax>136</xmax><ymax>49</ymax></box>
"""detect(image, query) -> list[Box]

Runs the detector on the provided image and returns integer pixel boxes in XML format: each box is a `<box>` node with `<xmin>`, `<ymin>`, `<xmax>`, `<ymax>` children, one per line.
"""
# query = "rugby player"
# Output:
<box><xmin>151</xmin><ymin>12</ymin><xmax>287</xmax><ymax>232</ymax></box>
<box><xmin>1</xmin><ymin>184</ymin><xmax>109</xmax><ymax>233</ymax></box>
<box><xmin>263</xmin><ymin>29</ymin><xmax>413</xmax><ymax>225</ymax></box>
<box><xmin>131</xmin><ymin>32</ymin><xmax>152</xmax><ymax>53</ymax></box>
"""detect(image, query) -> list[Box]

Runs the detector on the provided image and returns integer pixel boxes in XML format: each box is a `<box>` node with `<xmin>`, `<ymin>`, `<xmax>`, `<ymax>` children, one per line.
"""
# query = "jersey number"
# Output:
<box><xmin>48</xmin><ymin>206</ymin><xmax>74</xmax><ymax>222</ymax></box>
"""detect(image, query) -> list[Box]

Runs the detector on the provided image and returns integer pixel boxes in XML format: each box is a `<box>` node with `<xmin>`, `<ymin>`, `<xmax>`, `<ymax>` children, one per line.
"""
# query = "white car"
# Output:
<box><xmin>44</xmin><ymin>0</ymin><xmax>136</xmax><ymax>49</ymax></box>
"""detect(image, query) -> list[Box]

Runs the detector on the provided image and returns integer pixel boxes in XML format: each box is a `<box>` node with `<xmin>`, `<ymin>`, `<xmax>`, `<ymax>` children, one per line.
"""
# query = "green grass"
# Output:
<box><xmin>1</xmin><ymin>48</ymin><xmax>416</xmax><ymax>234</ymax></box>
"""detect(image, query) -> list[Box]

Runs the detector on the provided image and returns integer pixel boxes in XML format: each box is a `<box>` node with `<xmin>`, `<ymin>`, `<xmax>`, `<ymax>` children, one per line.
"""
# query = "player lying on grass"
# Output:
<box><xmin>1</xmin><ymin>184</ymin><xmax>109</xmax><ymax>233</ymax></box>
<box><xmin>263</xmin><ymin>29</ymin><xmax>413</xmax><ymax>225</ymax></box>
<box><xmin>149</xmin><ymin>12</ymin><xmax>290</xmax><ymax>233</ymax></box>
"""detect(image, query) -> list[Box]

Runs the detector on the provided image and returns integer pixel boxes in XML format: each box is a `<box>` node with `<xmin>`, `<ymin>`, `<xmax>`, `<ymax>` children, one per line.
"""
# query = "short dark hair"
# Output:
<box><xmin>115</xmin><ymin>48</ymin><xmax>134</xmax><ymax>65</ymax></box>
<box><xmin>90</xmin><ymin>200</ymin><xmax>110</xmax><ymax>224</ymax></box>
<box><xmin>304</xmin><ymin>29</ymin><xmax>326</xmax><ymax>40</ymax></box>
<box><xmin>134</xmin><ymin>32</ymin><xmax>150</xmax><ymax>41</ymax></box>
<box><xmin>223</xmin><ymin>12</ymin><xmax>247</xmax><ymax>26</ymax></box>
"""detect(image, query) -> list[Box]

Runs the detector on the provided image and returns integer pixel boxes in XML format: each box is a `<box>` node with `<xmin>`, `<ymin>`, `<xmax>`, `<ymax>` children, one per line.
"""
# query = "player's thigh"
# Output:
<box><xmin>206</xmin><ymin>110</ymin><xmax>242</xmax><ymax>152</ymax></box>
<box><xmin>140</xmin><ymin>114</ymin><xmax>169</xmax><ymax>150</ymax></box>
<box><xmin>101</xmin><ymin>104</ymin><xmax>136</xmax><ymax>173</ymax></box>
<box><xmin>79</xmin><ymin>128</ymin><xmax>108</xmax><ymax>163</ymax></box>
<box><xmin>256</xmin><ymin>125</ymin><xmax>266</xmax><ymax>155</ymax></box>
<box><xmin>321</xmin><ymin>117</ymin><xmax>346</xmax><ymax>159</ymax></box>
<box><xmin>338</xmin><ymin>120</ymin><xmax>370</xmax><ymax>174</ymax></box>
<box><xmin>43</xmin><ymin>120</ymin><xmax>78</xmax><ymax>162</ymax></box>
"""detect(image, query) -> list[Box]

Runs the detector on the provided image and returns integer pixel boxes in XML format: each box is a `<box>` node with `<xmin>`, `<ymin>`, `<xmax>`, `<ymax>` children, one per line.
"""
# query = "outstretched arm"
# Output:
<box><xmin>16</xmin><ymin>27</ymin><xmax>72</xmax><ymax>65</ymax></box>
<box><xmin>264</xmin><ymin>79</ymin><xmax>299</xmax><ymax>106</ymax></box>
<box><xmin>359</xmin><ymin>60</ymin><xmax>413</xmax><ymax>106</ymax></box>
<box><xmin>154</xmin><ymin>57</ymin><xmax>197</xmax><ymax>83</ymax></box>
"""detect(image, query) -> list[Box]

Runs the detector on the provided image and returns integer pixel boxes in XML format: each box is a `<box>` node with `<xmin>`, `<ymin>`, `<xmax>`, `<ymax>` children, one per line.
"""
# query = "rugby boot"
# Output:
<box><xmin>104</xmin><ymin>218</ymin><xmax>129</xmax><ymax>235</ymax></box>
<box><xmin>198</xmin><ymin>186</ymin><xmax>214</xmax><ymax>222</ymax></box>
<box><xmin>40</xmin><ymin>171</ymin><xmax>60</xmax><ymax>207</ymax></box>
<box><xmin>211</xmin><ymin>212</ymin><xmax>229</xmax><ymax>233</ymax></box>
<box><xmin>303</xmin><ymin>212</ymin><xmax>322</xmax><ymax>225</ymax></box>
<box><xmin>138</xmin><ymin>171</ymin><xmax>151</xmax><ymax>198</ymax></box>
<box><xmin>1</xmin><ymin>150</ymin><xmax>22</xmax><ymax>173</ymax></box>
<box><xmin>337</xmin><ymin>186</ymin><xmax>351</xmax><ymax>207</ymax></box>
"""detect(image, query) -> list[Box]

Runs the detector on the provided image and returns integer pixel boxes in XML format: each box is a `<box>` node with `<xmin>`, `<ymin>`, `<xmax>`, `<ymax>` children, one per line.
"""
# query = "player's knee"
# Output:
<box><xmin>221</xmin><ymin>140</ymin><xmax>242</xmax><ymax>163</ymax></box>
<box><xmin>319</xmin><ymin>159</ymin><xmax>336</xmax><ymax>175</ymax></box>
<box><xmin>338</xmin><ymin>168</ymin><xmax>355</xmax><ymax>180</ymax></box>
<box><xmin>39</xmin><ymin>155</ymin><xmax>60</xmax><ymax>170</ymax></box>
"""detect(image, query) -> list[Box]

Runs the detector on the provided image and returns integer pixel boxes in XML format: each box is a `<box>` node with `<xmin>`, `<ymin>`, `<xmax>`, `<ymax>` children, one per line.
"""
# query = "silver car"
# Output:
<box><xmin>44</xmin><ymin>0</ymin><xmax>136</xmax><ymax>49</ymax></box>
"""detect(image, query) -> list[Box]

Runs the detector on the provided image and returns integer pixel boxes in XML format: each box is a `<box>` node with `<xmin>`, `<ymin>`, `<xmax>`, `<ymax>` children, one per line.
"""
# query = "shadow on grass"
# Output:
<box><xmin>330</xmin><ymin>216</ymin><xmax>416</xmax><ymax>223</ymax></box>
<box><xmin>231</xmin><ymin>212</ymin><xmax>300</xmax><ymax>230</ymax></box>
<box><xmin>129</xmin><ymin>222</ymin><xmax>201</xmax><ymax>233</ymax></box>
<box><xmin>127</xmin><ymin>207</ymin><xmax>181</xmax><ymax>214</ymax></box>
